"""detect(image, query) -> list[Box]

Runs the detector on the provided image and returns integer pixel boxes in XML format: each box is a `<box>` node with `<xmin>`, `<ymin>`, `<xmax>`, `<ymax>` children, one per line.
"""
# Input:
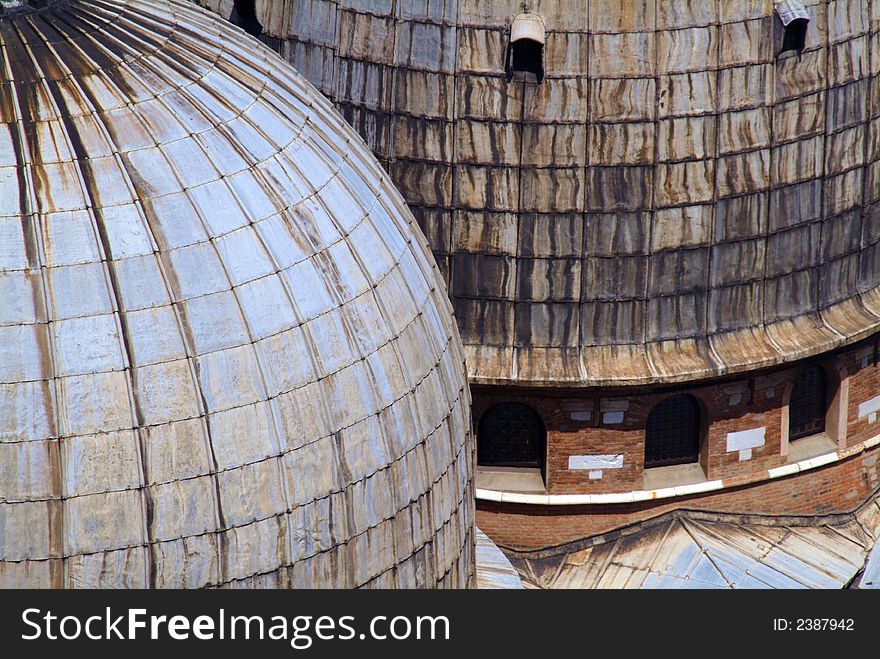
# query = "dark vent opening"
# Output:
<box><xmin>478</xmin><ymin>402</ymin><xmax>545</xmax><ymax>473</ymax></box>
<box><xmin>508</xmin><ymin>38</ymin><xmax>544</xmax><ymax>83</ymax></box>
<box><xmin>645</xmin><ymin>395</ymin><xmax>701</xmax><ymax>468</ymax></box>
<box><xmin>781</xmin><ymin>17</ymin><xmax>808</xmax><ymax>53</ymax></box>
<box><xmin>230</xmin><ymin>0</ymin><xmax>262</xmax><ymax>38</ymax></box>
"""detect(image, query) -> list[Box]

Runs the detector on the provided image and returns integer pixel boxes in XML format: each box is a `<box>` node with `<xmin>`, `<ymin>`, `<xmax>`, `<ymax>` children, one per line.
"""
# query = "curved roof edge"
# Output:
<box><xmin>465</xmin><ymin>289</ymin><xmax>880</xmax><ymax>387</ymax></box>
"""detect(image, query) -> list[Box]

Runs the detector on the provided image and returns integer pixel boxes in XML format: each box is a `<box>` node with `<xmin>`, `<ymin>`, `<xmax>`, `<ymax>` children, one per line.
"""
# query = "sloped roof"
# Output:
<box><xmin>855</xmin><ymin>539</ymin><xmax>880</xmax><ymax>588</ymax></box>
<box><xmin>509</xmin><ymin>497</ymin><xmax>880</xmax><ymax>589</ymax></box>
<box><xmin>476</xmin><ymin>527</ymin><xmax>524</xmax><ymax>589</ymax></box>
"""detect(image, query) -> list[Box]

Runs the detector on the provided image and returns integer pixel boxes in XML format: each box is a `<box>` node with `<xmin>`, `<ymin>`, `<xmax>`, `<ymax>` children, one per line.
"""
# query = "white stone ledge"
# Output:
<box><xmin>475</xmin><ymin>432</ymin><xmax>880</xmax><ymax>507</ymax></box>
<box><xmin>767</xmin><ymin>463</ymin><xmax>801</xmax><ymax>478</ymax></box>
<box><xmin>864</xmin><ymin>434</ymin><xmax>880</xmax><ymax>450</ymax></box>
<box><xmin>674</xmin><ymin>480</ymin><xmax>724</xmax><ymax>497</ymax></box>
<box><xmin>799</xmin><ymin>452</ymin><xmax>838</xmax><ymax>470</ymax></box>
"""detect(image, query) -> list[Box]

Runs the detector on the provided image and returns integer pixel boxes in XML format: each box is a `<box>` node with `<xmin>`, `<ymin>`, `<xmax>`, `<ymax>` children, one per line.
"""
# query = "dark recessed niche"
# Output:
<box><xmin>781</xmin><ymin>17</ymin><xmax>809</xmax><ymax>54</ymax></box>
<box><xmin>507</xmin><ymin>13</ymin><xmax>545</xmax><ymax>83</ymax></box>
<box><xmin>230</xmin><ymin>0</ymin><xmax>262</xmax><ymax>38</ymax></box>
<box><xmin>509</xmin><ymin>38</ymin><xmax>543</xmax><ymax>83</ymax></box>
<box><xmin>645</xmin><ymin>395</ymin><xmax>701</xmax><ymax>468</ymax></box>
<box><xmin>776</xmin><ymin>0</ymin><xmax>810</xmax><ymax>55</ymax></box>
<box><xmin>478</xmin><ymin>402</ymin><xmax>546</xmax><ymax>474</ymax></box>
<box><xmin>789</xmin><ymin>364</ymin><xmax>827</xmax><ymax>441</ymax></box>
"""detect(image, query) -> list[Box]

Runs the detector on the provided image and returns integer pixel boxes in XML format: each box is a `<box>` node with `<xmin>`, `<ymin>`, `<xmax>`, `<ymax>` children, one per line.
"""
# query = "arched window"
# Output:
<box><xmin>789</xmin><ymin>364</ymin><xmax>827</xmax><ymax>440</ymax></box>
<box><xmin>644</xmin><ymin>395</ymin><xmax>701</xmax><ymax>468</ymax></box>
<box><xmin>477</xmin><ymin>402</ymin><xmax>545</xmax><ymax>472</ymax></box>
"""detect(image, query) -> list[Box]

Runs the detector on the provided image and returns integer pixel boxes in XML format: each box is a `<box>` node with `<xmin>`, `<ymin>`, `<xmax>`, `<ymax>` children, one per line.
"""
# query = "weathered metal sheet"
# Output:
<box><xmin>510</xmin><ymin>497</ymin><xmax>880</xmax><ymax>589</ymax></box>
<box><xmin>0</xmin><ymin>0</ymin><xmax>474</xmax><ymax>588</ymax></box>
<box><xmin>858</xmin><ymin>540</ymin><xmax>880</xmax><ymax>588</ymax></box>
<box><xmin>475</xmin><ymin>527</ymin><xmax>524</xmax><ymax>589</ymax></box>
<box><xmin>191</xmin><ymin>0</ymin><xmax>880</xmax><ymax>386</ymax></box>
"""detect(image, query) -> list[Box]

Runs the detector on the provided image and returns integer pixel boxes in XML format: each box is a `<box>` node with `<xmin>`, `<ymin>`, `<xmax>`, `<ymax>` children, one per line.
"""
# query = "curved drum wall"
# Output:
<box><xmin>0</xmin><ymin>0</ymin><xmax>474</xmax><ymax>588</ymax></box>
<box><xmin>194</xmin><ymin>0</ymin><xmax>880</xmax><ymax>386</ymax></box>
<box><xmin>472</xmin><ymin>334</ymin><xmax>880</xmax><ymax>549</ymax></box>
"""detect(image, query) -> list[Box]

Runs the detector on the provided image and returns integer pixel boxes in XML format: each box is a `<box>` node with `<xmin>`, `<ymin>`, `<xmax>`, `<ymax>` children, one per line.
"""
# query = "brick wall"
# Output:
<box><xmin>477</xmin><ymin>444</ymin><xmax>880</xmax><ymax>550</ymax></box>
<box><xmin>474</xmin><ymin>333</ymin><xmax>880</xmax><ymax>549</ymax></box>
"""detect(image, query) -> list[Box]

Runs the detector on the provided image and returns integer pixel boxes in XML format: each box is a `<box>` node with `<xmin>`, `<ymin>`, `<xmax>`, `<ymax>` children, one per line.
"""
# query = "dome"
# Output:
<box><xmin>0</xmin><ymin>0</ymin><xmax>473</xmax><ymax>588</ymax></box>
<box><xmin>203</xmin><ymin>0</ymin><xmax>880</xmax><ymax>386</ymax></box>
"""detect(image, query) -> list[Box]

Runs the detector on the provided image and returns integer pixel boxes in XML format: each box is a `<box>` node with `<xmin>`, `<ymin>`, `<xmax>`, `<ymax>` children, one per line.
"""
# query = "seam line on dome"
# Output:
<box><xmin>0</xmin><ymin>430</ymin><xmax>471</xmax><ymax>571</ymax></box>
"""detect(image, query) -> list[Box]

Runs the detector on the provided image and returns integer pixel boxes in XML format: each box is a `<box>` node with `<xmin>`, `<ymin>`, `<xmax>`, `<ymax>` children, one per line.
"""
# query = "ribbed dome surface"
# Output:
<box><xmin>0</xmin><ymin>0</ymin><xmax>473</xmax><ymax>588</ymax></box>
<box><xmin>198</xmin><ymin>0</ymin><xmax>880</xmax><ymax>386</ymax></box>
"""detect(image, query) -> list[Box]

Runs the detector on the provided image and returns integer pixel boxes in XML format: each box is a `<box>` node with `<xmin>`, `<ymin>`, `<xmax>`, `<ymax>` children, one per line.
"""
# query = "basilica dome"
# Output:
<box><xmin>0</xmin><ymin>0</ymin><xmax>473</xmax><ymax>588</ymax></box>
<box><xmin>201</xmin><ymin>0</ymin><xmax>880</xmax><ymax>386</ymax></box>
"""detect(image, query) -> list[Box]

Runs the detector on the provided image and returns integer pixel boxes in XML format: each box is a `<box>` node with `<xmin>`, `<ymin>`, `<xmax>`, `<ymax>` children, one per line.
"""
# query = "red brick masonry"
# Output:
<box><xmin>477</xmin><ymin>440</ymin><xmax>880</xmax><ymax>550</ymax></box>
<box><xmin>474</xmin><ymin>334</ymin><xmax>880</xmax><ymax>550</ymax></box>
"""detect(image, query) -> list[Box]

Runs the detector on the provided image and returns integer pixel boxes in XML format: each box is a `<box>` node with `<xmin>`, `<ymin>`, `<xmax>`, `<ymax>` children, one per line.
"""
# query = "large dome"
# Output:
<box><xmin>0</xmin><ymin>0</ymin><xmax>473</xmax><ymax>588</ymax></box>
<box><xmin>198</xmin><ymin>0</ymin><xmax>880</xmax><ymax>386</ymax></box>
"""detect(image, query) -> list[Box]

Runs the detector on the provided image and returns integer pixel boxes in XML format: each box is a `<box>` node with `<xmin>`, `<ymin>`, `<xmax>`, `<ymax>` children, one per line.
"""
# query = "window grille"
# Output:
<box><xmin>645</xmin><ymin>395</ymin><xmax>701</xmax><ymax>468</ymax></box>
<box><xmin>789</xmin><ymin>364</ymin><xmax>826</xmax><ymax>440</ymax></box>
<box><xmin>478</xmin><ymin>402</ymin><xmax>545</xmax><ymax>470</ymax></box>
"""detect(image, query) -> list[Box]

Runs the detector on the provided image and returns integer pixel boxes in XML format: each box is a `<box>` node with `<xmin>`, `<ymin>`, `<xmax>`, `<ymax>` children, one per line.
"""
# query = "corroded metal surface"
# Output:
<box><xmin>0</xmin><ymin>0</ymin><xmax>474</xmax><ymax>588</ymax></box>
<box><xmin>192</xmin><ymin>0</ymin><xmax>880</xmax><ymax>387</ymax></box>
<box><xmin>508</xmin><ymin>496</ymin><xmax>880</xmax><ymax>589</ymax></box>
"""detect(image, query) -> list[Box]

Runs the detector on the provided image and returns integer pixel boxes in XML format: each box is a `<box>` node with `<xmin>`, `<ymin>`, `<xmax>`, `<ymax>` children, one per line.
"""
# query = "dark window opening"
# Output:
<box><xmin>478</xmin><ymin>402</ymin><xmax>545</xmax><ymax>472</ymax></box>
<box><xmin>645</xmin><ymin>395</ymin><xmax>701</xmax><ymax>468</ymax></box>
<box><xmin>776</xmin><ymin>1</ymin><xmax>810</xmax><ymax>54</ymax></box>
<box><xmin>230</xmin><ymin>0</ymin><xmax>262</xmax><ymax>38</ymax></box>
<box><xmin>789</xmin><ymin>364</ymin><xmax>827</xmax><ymax>440</ymax></box>
<box><xmin>781</xmin><ymin>18</ymin><xmax>808</xmax><ymax>53</ymax></box>
<box><xmin>507</xmin><ymin>38</ymin><xmax>544</xmax><ymax>83</ymax></box>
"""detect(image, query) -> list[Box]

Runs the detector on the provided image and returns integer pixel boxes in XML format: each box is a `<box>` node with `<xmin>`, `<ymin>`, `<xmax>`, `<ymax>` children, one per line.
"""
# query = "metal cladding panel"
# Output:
<box><xmin>475</xmin><ymin>527</ymin><xmax>524</xmax><ymax>589</ymax></box>
<box><xmin>190</xmin><ymin>0</ymin><xmax>880</xmax><ymax>387</ymax></box>
<box><xmin>0</xmin><ymin>0</ymin><xmax>474</xmax><ymax>588</ymax></box>
<box><xmin>857</xmin><ymin>501</ymin><xmax>880</xmax><ymax>588</ymax></box>
<box><xmin>511</xmin><ymin>503</ymin><xmax>880</xmax><ymax>589</ymax></box>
